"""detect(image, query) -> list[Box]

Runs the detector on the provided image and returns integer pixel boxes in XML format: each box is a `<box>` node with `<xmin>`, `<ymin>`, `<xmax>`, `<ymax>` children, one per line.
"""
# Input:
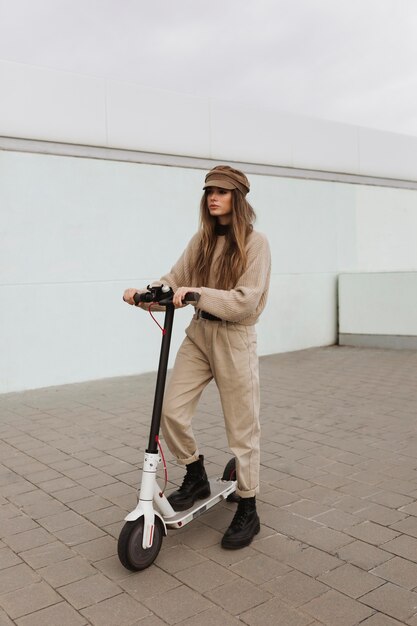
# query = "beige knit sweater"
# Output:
<box><xmin>160</xmin><ymin>230</ymin><xmax>271</xmax><ymax>325</ymax></box>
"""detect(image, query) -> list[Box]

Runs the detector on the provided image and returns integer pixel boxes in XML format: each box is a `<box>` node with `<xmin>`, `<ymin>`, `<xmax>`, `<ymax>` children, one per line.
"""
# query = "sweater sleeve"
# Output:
<box><xmin>197</xmin><ymin>232</ymin><xmax>271</xmax><ymax>322</ymax></box>
<box><xmin>159</xmin><ymin>233</ymin><xmax>200</xmax><ymax>291</ymax></box>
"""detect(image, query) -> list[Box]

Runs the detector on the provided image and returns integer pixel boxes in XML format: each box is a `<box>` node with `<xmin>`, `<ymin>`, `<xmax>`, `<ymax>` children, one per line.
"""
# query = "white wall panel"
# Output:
<box><xmin>355</xmin><ymin>186</ymin><xmax>417</xmax><ymax>272</ymax></box>
<box><xmin>359</xmin><ymin>128</ymin><xmax>417</xmax><ymax>181</ymax></box>
<box><xmin>0</xmin><ymin>152</ymin><xmax>202</xmax><ymax>285</ymax></box>
<box><xmin>106</xmin><ymin>81</ymin><xmax>210</xmax><ymax>157</ymax></box>
<box><xmin>1</xmin><ymin>60</ymin><xmax>417</xmax><ymax>182</ymax></box>
<box><xmin>0</xmin><ymin>281</ymin><xmax>194</xmax><ymax>394</ymax></box>
<box><xmin>292</xmin><ymin>117</ymin><xmax>359</xmax><ymax>175</ymax></box>
<box><xmin>210</xmin><ymin>99</ymin><xmax>293</xmax><ymax>166</ymax></box>
<box><xmin>259</xmin><ymin>273</ymin><xmax>338</xmax><ymax>356</ymax></box>
<box><xmin>0</xmin><ymin>60</ymin><xmax>106</xmax><ymax>145</ymax></box>
<box><xmin>252</xmin><ymin>175</ymin><xmax>344</xmax><ymax>274</ymax></box>
<box><xmin>339</xmin><ymin>273</ymin><xmax>417</xmax><ymax>336</ymax></box>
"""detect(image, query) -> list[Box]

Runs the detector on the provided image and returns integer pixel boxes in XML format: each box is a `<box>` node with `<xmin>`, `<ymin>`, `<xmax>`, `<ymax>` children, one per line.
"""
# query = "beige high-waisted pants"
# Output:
<box><xmin>161</xmin><ymin>315</ymin><xmax>260</xmax><ymax>498</ymax></box>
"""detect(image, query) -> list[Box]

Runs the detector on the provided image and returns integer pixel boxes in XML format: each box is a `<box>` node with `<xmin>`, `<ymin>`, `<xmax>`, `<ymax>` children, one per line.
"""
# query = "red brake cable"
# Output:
<box><xmin>148</xmin><ymin>302</ymin><xmax>167</xmax><ymax>335</ymax></box>
<box><xmin>156</xmin><ymin>435</ymin><xmax>168</xmax><ymax>495</ymax></box>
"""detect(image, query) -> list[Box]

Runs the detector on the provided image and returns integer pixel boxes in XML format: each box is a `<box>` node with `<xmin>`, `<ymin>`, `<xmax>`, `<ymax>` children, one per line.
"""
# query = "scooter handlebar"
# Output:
<box><xmin>133</xmin><ymin>290</ymin><xmax>199</xmax><ymax>306</ymax></box>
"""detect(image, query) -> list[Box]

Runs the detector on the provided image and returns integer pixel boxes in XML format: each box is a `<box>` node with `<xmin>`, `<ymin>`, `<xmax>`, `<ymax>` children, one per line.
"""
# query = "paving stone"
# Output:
<box><xmin>360</xmin><ymin>582</ymin><xmax>417</xmax><ymax>621</ymax></box>
<box><xmin>346</xmin><ymin>521</ymin><xmax>400</xmax><ymax>545</ymax></box>
<box><xmin>19</xmin><ymin>541</ymin><xmax>75</xmax><ymax>568</ymax></box>
<box><xmin>383</xmin><ymin>535</ymin><xmax>417</xmax><ymax>562</ymax></box>
<box><xmin>93</xmin><ymin>554</ymin><xmax>136</xmax><ymax>581</ymax></box>
<box><xmin>142</xmin><ymin>584</ymin><xmax>214</xmax><ymax>624</ymax></box>
<box><xmin>38</xmin><ymin>476</ymin><xmax>77</xmax><ymax>493</ymax></box>
<box><xmin>390</xmin><ymin>516</ymin><xmax>417</xmax><ymax>539</ymax></box>
<box><xmin>258</xmin><ymin>488</ymin><xmax>299</xmax><ymax>507</ymax></box>
<box><xmin>359</xmin><ymin>615</ymin><xmax>405</xmax><ymax>626</ymax></box>
<box><xmin>155</xmin><ymin>544</ymin><xmax>207</xmax><ymax>574</ymax></box>
<box><xmin>3</xmin><ymin>527</ymin><xmax>55</xmax><ymax>553</ymax></box>
<box><xmin>177</xmin><ymin>605</ymin><xmax>241</xmax><ymax>626</ymax></box>
<box><xmin>333</xmin><ymin>494</ymin><xmax>370</xmax><ymax>515</ymax></box>
<box><xmin>81</xmin><ymin>592</ymin><xmax>150</xmax><ymax>625</ymax></box>
<box><xmin>0</xmin><ymin>515</ymin><xmax>38</xmax><ymax>538</ymax></box>
<box><xmin>58</xmin><ymin>573</ymin><xmax>121</xmax><ymax>609</ymax></box>
<box><xmin>285</xmin><ymin>546</ymin><xmax>344</xmax><ymax>577</ymax></box>
<box><xmin>37</xmin><ymin>510</ymin><xmax>85</xmax><ymax>532</ymax></box>
<box><xmin>302</xmin><ymin>526</ymin><xmax>354</xmax><ymax>553</ymax></box>
<box><xmin>359</xmin><ymin>503</ymin><xmax>407</xmax><ymax>526</ymax></box>
<box><xmin>337</xmin><ymin>539</ymin><xmax>392</xmax><ymax>570</ymax></box>
<box><xmin>0</xmin><ymin>547</ymin><xmax>21</xmax><ymax>570</ymax></box>
<box><xmin>313</xmin><ymin>509</ymin><xmax>359</xmax><ymax>530</ymax></box>
<box><xmin>0</xmin><ymin>581</ymin><xmax>61</xmax><ymax>619</ymax></box>
<box><xmin>366</xmin><ymin>490</ymin><xmax>413</xmax><ymax>509</ymax></box>
<box><xmin>83</xmin><ymin>505</ymin><xmax>126</xmax><ymax>527</ymax></box>
<box><xmin>253</xmin><ymin>534</ymin><xmax>306</xmax><ymax>561</ymax></box>
<box><xmin>240</xmin><ymin>597</ymin><xmax>315</xmax><ymax>626</ymax></box>
<box><xmin>74</xmin><ymin>535</ymin><xmax>116</xmax><ymax>561</ymax></box>
<box><xmin>175</xmin><ymin>559</ymin><xmax>239</xmax><ymax>592</ymax></box>
<box><xmin>119</xmin><ymin>564</ymin><xmax>180</xmax><ymax>600</ymax></box>
<box><xmin>283</xmin><ymin>499</ymin><xmax>331</xmax><ymax>518</ymax></box>
<box><xmin>371</xmin><ymin>556</ymin><xmax>417</xmax><ymax>590</ymax></box>
<box><xmin>15</xmin><ymin>601</ymin><xmax>88</xmax><ymax>626</ymax></box>
<box><xmin>301</xmin><ymin>589</ymin><xmax>375</xmax><ymax>625</ymax></box>
<box><xmin>22</xmin><ymin>498</ymin><xmax>69</xmax><ymax>520</ymax></box>
<box><xmin>69</xmin><ymin>495</ymin><xmax>113</xmax><ymax>514</ymax></box>
<box><xmin>262</xmin><ymin>570</ymin><xmax>328</xmax><ymax>606</ymax></box>
<box><xmin>230</xmin><ymin>552</ymin><xmax>290</xmax><ymax>584</ymax></box>
<box><xmin>53</xmin><ymin>485</ymin><xmax>94</xmax><ymax>504</ymax></box>
<box><xmin>200</xmin><ymin>542</ymin><xmax>258</xmax><ymax>567</ymax></box>
<box><xmin>204</xmin><ymin>579</ymin><xmax>272</xmax><ymax>616</ymax></box>
<box><xmin>39</xmin><ymin>555</ymin><xmax>96</xmax><ymax>587</ymax></box>
<box><xmin>0</xmin><ymin>607</ymin><xmax>14</xmax><ymax>626</ymax></box>
<box><xmin>52</xmin><ymin>515</ymin><xmax>105</xmax><ymax>544</ymax></box>
<box><xmin>0</xmin><ymin>562</ymin><xmax>40</xmax><ymax>594</ymax></box>
<box><xmin>0</xmin><ymin>503</ymin><xmax>21</xmax><ymax>520</ymax></box>
<box><xmin>318</xmin><ymin>563</ymin><xmax>384</xmax><ymax>598</ymax></box>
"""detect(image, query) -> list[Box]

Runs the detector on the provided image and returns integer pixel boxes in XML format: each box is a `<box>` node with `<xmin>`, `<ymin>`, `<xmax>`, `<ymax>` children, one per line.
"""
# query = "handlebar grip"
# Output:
<box><xmin>133</xmin><ymin>292</ymin><xmax>147</xmax><ymax>305</ymax></box>
<box><xmin>183</xmin><ymin>292</ymin><xmax>199</xmax><ymax>302</ymax></box>
<box><xmin>132</xmin><ymin>290</ymin><xmax>199</xmax><ymax>306</ymax></box>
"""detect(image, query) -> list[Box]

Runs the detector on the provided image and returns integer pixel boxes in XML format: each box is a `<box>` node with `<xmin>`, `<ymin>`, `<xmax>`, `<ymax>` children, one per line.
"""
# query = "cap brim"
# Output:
<box><xmin>203</xmin><ymin>179</ymin><xmax>236</xmax><ymax>190</ymax></box>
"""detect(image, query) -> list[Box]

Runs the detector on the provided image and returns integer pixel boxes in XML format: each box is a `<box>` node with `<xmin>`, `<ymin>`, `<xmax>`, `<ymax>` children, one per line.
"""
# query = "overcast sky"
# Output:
<box><xmin>1</xmin><ymin>0</ymin><xmax>417</xmax><ymax>136</ymax></box>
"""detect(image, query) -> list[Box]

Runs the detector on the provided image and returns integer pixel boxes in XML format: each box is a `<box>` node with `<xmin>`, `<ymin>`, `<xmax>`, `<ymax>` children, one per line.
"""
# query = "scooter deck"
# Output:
<box><xmin>164</xmin><ymin>478</ymin><xmax>236</xmax><ymax>529</ymax></box>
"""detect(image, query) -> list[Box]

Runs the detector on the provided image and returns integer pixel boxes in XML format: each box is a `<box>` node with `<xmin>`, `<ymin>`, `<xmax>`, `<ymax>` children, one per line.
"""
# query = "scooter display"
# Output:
<box><xmin>118</xmin><ymin>284</ymin><xmax>237</xmax><ymax>571</ymax></box>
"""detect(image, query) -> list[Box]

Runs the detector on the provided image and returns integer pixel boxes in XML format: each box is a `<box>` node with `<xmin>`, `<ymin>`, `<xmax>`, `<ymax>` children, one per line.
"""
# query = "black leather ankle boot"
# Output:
<box><xmin>167</xmin><ymin>455</ymin><xmax>211</xmax><ymax>511</ymax></box>
<box><xmin>221</xmin><ymin>496</ymin><xmax>260</xmax><ymax>549</ymax></box>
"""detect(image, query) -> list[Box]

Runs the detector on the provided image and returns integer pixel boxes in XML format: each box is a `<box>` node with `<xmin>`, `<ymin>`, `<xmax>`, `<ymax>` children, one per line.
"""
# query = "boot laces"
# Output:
<box><xmin>230</xmin><ymin>504</ymin><xmax>251</xmax><ymax>530</ymax></box>
<box><xmin>179</xmin><ymin>466</ymin><xmax>201</xmax><ymax>491</ymax></box>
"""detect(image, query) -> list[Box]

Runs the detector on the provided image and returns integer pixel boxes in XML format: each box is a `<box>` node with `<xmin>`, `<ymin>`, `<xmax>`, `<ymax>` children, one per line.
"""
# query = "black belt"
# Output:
<box><xmin>199</xmin><ymin>310</ymin><xmax>222</xmax><ymax>322</ymax></box>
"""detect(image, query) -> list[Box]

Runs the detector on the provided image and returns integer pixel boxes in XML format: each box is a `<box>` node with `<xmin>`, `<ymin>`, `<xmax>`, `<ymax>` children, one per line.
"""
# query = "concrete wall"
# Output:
<box><xmin>2</xmin><ymin>146</ymin><xmax>417</xmax><ymax>393</ymax></box>
<box><xmin>2</xmin><ymin>59</ymin><xmax>417</xmax><ymax>181</ymax></box>
<box><xmin>1</xmin><ymin>150</ymin><xmax>344</xmax><ymax>393</ymax></box>
<box><xmin>339</xmin><ymin>273</ymin><xmax>417</xmax><ymax>349</ymax></box>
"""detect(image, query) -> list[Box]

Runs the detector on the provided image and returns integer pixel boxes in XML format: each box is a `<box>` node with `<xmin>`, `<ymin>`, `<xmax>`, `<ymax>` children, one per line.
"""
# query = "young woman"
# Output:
<box><xmin>123</xmin><ymin>165</ymin><xmax>271</xmax><ymax>549</ymax></box>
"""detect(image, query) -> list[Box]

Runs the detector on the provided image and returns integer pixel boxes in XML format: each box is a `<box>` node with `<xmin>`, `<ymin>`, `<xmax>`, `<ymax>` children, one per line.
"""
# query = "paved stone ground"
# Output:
<box><xmin>1</xmin><ymin>346</ymin><xmax>417</xmax><ymax>625</ymax></box>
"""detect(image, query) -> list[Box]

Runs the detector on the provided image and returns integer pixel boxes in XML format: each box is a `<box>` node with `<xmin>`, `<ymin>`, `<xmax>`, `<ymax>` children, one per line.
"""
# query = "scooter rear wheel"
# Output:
<box><xmin>222</xmin><ymin>457</ymin><xmax>237</xmax><ymax>481</ymax></box>
<box><xmin>222</xmin><ymin>457</ymin><xmax>240</xmax><ymax>503</ymax></box>
<box><xmin>118</xmin><ymin>516</ymin><xmax>164</xmax><ymax>571</ymax></box>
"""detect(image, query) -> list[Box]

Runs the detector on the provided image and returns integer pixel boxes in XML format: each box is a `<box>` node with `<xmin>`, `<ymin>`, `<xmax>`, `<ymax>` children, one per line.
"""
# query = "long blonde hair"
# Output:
<box><xmin>195</xmin><ymin>189</ymin><xmax>256</xmax><ymax>290</ymax></box>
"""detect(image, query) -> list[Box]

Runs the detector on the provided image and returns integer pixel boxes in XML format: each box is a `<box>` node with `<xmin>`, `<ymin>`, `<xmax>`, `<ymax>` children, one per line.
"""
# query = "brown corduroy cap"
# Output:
<box><xmin>203</xmin><ymin>165</ymin><xmax>250</xmax><ymax>196</ymax></box>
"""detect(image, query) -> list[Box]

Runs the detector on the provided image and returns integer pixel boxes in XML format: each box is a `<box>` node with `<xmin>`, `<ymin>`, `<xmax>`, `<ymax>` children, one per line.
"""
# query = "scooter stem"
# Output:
<box><xmin>147</xmin><ymin>303</ymin><xmax>175</xmax><ymax>453</ymax></box>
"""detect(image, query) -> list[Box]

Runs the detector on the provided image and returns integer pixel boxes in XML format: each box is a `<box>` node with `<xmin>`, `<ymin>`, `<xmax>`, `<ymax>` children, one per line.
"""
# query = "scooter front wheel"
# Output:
<box><xmin>118</xmin><ymin>516</ymin><xmax>164</xmax><ymax>571</ymax></box>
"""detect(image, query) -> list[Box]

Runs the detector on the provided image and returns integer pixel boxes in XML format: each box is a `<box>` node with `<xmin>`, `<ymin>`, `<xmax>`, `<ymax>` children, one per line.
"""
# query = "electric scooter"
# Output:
<box><xmin>118</xmin><ymin>283</ymin><xmax>237</xmax><ymax>571</ymax></box>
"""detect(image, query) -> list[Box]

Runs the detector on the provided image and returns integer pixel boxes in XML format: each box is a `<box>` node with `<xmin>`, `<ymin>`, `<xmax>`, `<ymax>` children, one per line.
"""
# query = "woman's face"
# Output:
<box><xmin>206</xmin><ymin>187</ymin><xmax>233</xmax><ymax>224</ymax></box>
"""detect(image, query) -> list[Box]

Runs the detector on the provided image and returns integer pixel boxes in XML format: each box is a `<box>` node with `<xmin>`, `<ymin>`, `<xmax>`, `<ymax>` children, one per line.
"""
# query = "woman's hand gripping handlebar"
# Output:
<box><xmin>123</xmin><ymin>285</ymin><xmax>200</xmax><ymax>308</ymax></box>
